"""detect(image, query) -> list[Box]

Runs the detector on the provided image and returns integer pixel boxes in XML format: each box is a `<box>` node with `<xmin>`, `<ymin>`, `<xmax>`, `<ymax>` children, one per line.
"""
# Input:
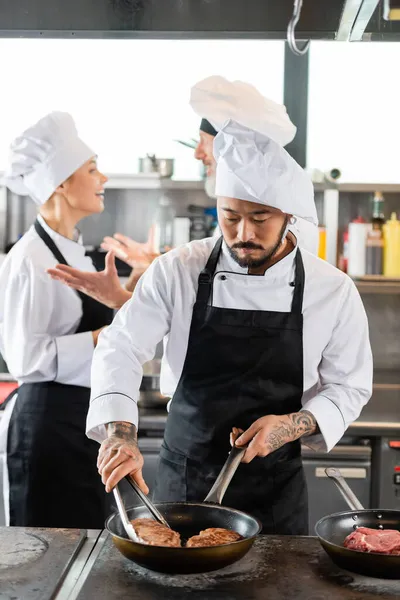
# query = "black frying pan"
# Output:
<box><xmin>106</xmin><ymin>446</ymin><xmax>261</xmax><ymax>574</ymax></box>
<box><xmin>315</xmin><ymin>467</ymin><xmax>400</xmax><ymax>579</ymax></box>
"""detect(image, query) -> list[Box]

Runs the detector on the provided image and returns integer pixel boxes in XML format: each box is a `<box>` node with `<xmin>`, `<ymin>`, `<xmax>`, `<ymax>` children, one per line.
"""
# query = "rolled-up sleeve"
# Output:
<box><xmin>86</xmin><ymin>257</ymin><xmax>172</xmax><ymax>442</ymax></box>
<box><xmin>302</xmin><ymin>279</ymin><xmax>373</xmax><ymax>452</ymax></box>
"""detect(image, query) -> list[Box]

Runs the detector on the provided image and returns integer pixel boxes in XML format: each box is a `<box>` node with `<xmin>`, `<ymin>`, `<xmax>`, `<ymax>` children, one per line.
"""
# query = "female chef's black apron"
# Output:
<box><xmin>154</xmin><ymin>237</ymin><xmax>308</xmax><ymax>535</ymax></box>
<box><xmin>6</xmin><ymin>219</ymin><xmax>113</xmax><ymax>528</ymax></box>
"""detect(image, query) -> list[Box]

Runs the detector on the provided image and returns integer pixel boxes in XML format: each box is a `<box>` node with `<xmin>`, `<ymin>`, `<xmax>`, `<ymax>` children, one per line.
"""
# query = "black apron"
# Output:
<box><xmin>6</xmin><ymin>219</ymin><xmax>114</xmax><ymax>528</ymax></box>
<box><xmin>153</xmin><ymin>237</ymin><xmax>308</xmax><ymax>535</ymax></box>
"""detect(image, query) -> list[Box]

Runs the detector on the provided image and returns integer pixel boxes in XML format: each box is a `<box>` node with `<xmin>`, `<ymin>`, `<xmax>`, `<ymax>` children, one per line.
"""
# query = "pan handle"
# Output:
<box><xmin>325</xmin><ymin>467</ymin><xmax>365</xmax><ymax>511</ymax></box>
<box><xmin>204</xmin><ymin>444</ymin><xmax>246</xmax><ymax>505</ymax></box>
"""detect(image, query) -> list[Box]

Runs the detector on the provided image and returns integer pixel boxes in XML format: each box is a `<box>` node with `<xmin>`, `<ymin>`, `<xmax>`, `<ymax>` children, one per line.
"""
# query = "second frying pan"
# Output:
<box><xmin>315</xmin><ymin>468</ymin><xmax>400</xmax><ymax>579</ymax></box>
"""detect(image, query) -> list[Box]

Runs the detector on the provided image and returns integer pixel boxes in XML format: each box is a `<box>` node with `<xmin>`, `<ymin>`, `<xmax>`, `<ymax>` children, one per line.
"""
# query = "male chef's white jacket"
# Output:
<box><xmin>87</xmin><ymin>237</ymin><xmax>373</xmax><ymax>453</ymax></box>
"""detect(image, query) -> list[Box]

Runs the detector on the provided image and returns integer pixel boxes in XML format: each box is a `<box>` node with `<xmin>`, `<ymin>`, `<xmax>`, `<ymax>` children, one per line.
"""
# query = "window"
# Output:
<box><xmin>0</xmin><ymin>39</ymin><xmax>284</xmax><ymax>178</ymax></box>
<box><xmin>307</xmin><ymin>41</ymin><xmax>400</xmax><ymax>183</ymax></box>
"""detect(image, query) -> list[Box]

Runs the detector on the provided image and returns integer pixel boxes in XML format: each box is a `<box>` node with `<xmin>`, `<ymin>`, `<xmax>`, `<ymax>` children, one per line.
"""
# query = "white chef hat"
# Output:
<box><xmin>214</xmin><ymin>119</ymin><xmax>317</xmax><ymax>225</ymax></box>
<box><xmin>1</xmin><ymin>112</ymin><xmax>95</xmax><ymax>205</ymax></box>
<box><xmin>190</xmin><ymin>75</ymin><xmax>296</xmax><ymax>147</ymax></box>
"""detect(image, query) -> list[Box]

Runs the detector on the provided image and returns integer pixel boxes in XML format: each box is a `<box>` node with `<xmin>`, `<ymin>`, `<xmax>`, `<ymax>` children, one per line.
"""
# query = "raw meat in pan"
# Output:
<box><xmin>186</xmin><ymin>527</ymin><xmax>242</xmax><ymax>547</ymax></box>
<box><xmin>344</xmin><ymin>527</ymin><xmax>400</xmax><ymax>555</ymax></box>
<box><xmin>130</xmin><ymin>518</ymin><xmax>181</xmax><ymax>547</ymax></box>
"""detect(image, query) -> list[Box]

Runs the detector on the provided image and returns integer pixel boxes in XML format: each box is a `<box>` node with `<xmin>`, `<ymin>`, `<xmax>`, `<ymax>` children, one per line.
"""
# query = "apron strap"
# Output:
<box><xmin>291</xmin><ymin>248</ymin><xmax>305</xmax><ymax>315</ymax></box>
<box><xmin>196</xmin><ymin>236</ymin><xmax>223</xmax><ymax>305</ymax></box>
<box><xmin>34</xmin><ymin>219</ymin><xmax>86</xmax><ymax>302</ymax></box>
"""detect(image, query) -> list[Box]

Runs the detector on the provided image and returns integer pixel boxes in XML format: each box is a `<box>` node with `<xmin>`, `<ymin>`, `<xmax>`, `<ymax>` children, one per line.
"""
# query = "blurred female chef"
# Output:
<box><xmin>0</xmin><ymin>112</ymin><xmax>113</xmax><ymax>527</ymax></box>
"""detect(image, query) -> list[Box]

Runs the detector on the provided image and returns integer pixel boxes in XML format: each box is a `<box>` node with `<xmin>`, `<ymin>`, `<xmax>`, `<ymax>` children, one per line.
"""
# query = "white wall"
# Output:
<box><xmin>0</xmin><ymin>39</ymin><xmax>284</xmax><ymax>178</ymax></box>
<box><xmin>307</xmin><ymin>41</ymin><xmax>400</xmax><ymax>183</ymax></box>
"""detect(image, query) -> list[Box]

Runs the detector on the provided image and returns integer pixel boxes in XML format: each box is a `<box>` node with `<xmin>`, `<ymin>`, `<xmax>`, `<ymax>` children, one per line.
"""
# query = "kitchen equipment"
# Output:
<box><xmin>138</xmin><ymin>155</ymin><xmax>174</xmax><ymax>178</ymax></box>
<box><xmin>315</xmin><ymin>467</ymin><xmax>400</xmax><ymax>579</ymax></box>
<box><xmin>105</xmin><ymin>444</ymin><xmax>261</xmax><ymax>574</ymax></box>
<box><xmin>139</xmin><ymin>360</ymin><xmax>169</xmax><ymax>407</ymax></box>
<box><xmin>113</xmin><ymin>476</ymin><xmax>172</xmax><ymax>543</ymax></box>
<box><xmin>71</xmin><ymin>534</ymin><xmax>400</xmax><ymax>600</ymax></box>
<box><xmin>302</xmin><ymin>442</ymin><xmax>371</xmax><ymax>533</ymax></box>
<box><xmin>0</xmin><ymin>527</ymin><xmax>89</xmax><ymax>600</ymax></box>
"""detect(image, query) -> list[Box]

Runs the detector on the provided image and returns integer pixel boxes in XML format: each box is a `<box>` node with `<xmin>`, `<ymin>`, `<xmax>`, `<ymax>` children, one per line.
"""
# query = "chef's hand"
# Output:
<box><xmin>101</xmin><ymin>226</ymin><xmax>162</xmax><ymax>274</ymax></box>
<box><xmin>98</xmin><ymin>422</ymin><xmax>149</xmax><ymax>494</ymax></box>
<box><xmin>233</xmin><ymin>411</ymin><xmax>318</xmax><ymax>464</ymax></box>
<box><xmin>47</xmin><ymin>251</ymin><xmax>131</xmax><ymax>310</ymax></box>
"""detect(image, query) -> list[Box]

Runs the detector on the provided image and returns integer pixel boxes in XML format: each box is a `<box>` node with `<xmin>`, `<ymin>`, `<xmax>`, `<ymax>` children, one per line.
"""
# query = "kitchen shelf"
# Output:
<box><xmin>314</xmin><ymin>182</ymin><xmax>400</xmax><ymax>193</ymax></box>
<box><xmin>353</xmin><ymin>276</ymin><xmax>400</xmax><ymax>294</ymax></box>
<box><xmin>105</xmin><ymin>174</ymin><xmax>205</xmax><ymax>190</ymax></box>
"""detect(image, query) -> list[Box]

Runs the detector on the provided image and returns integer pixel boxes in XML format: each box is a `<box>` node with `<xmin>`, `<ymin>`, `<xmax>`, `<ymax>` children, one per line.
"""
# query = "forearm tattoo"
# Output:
<box><xmin>107</xmin><ymin>421</ymin><xmax>137</xmax><ymax>442</ymax></box>
<box><xmin>264</xmin><ymin>411</ymin><xmax>318</xmax><ymax>453</ymax></box>
<box><xmin>289</xmin><ymin>411</ymin><xmax>318</xmax><ymax>438</ymax></box>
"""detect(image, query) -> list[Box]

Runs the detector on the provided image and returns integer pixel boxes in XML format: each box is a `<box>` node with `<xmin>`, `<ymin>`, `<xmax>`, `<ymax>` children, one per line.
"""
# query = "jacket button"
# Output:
<box><xmin>220</xmin><ymin>275</ymin><xmax>227</xmax><ymax>281</ymax></box>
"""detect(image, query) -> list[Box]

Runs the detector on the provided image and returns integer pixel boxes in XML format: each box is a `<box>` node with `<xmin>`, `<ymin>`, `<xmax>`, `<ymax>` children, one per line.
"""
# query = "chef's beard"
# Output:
<box><xmin>204</xmin><ymin>172</ymin><xmax>217</xmax><ymax>199</ymax></box>
<box><xmin>227</xmin><ymin>218</ymin><xmax>289</xmax><ymax>269</ymax></box>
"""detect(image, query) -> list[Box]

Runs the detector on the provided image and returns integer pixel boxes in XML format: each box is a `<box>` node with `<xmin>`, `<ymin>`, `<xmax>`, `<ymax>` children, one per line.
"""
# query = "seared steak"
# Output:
<box><xmin>130</xmin><ymin>518</ymin><xmax>181</xmax><ymax>547</ymax></box>
<box><xmin>344</xmin><ymin>527</ymin><xmax>400</xmax><ymax>554</ymax></box>
<box><xmin>186</xmin><ymin>527</ymin><xmax>242</xmax><ymax>548</ymax></box>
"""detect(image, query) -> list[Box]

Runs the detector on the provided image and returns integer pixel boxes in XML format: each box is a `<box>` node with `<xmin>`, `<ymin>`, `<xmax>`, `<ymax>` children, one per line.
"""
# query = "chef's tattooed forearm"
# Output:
<box><xmin>288</xmin><ymin>411</ymin><xmax>318</xmax><ymax>438</ymax></box>
<box><xmin>264</xmin><ymin>420</ymin><xmax>294</xmax><ymax>452</ymax></box>
<box><xmin>264</xmin><ymin>411</ymin><xmax>318</xmax><ymax>452</ymax></box>
<box><xmin>106</xmin><ymin>421</ymin><xmax>137</xmax><ymax>441</ymax></box>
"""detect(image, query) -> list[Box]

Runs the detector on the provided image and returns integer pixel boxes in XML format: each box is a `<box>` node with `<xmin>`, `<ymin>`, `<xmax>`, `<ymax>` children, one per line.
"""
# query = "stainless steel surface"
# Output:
<box><xmin>337</xmin><ymin>0</ymin><xmax>380</xmax><ymax>41</ymax></box>
<box><xmin>351</xmin><ymin>0</ymin><xmax>381</xmax><ymax>40</ymax></box>
<box><xmin>124</xmin><ymin>475</ymin><xmax>171</xmax><ymax>528</ymax></box>
<box><xmin>315</xmin><ymin>467</ymin><xmax>367</xmax><ymax>479</ymax></box>
<box><xmin>112</xmin><ymin>485</ymin><xmax>141</xmax><ymax>542</ymax></box>
<box><xmin>0</xmin><ymin>527</ymin><xmax>88</xmax><ymax>600</ymax></box>
<box><xmin>204</xmin><ymin>444</ymin><xmax>247</xmax><ymax>504</ymax></box>
<box><xmin>325</xmin><ymin>467</ymin><xmax>365</xmax><ymax>511</ymax></box>
<box><xmin>54</xmin><ymin>530</ymin><xmax>103</xmax><ymax>600</ymax></box>
<box><xmin>138</xmin><ymin>156</ymin><xmax>174</xmax><ymax>178</ymax></box>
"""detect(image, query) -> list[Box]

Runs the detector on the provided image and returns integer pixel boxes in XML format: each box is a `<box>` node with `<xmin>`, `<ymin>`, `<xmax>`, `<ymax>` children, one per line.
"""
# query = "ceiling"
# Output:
<box><xmin>0</xmin><ymin>0</ymin><xmax>399</xmax><ymax>41</ymax></box>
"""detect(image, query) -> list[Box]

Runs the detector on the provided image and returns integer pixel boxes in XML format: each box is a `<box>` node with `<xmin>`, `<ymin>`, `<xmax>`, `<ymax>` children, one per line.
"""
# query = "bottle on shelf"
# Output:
<box><xmin>347</xmin><ymin>217</ymin><xmax>371</xmax><ymax>278</ymax></box>
<box><xmin>153</xmin><ymin>194</ymin><xmax>175</xmax><ymax>253</ymax></box>
<box><xmin>318</xmin><ymin>225</ymin><xmax>327</xmax><ymax>260</ymax></box>
<box><xmin>371</xmin><ymin>191</ymin><xmax>385</xmax><ymax>231</ymax></box>
<box><xmin>383</xmin><ymin>213</ymin><xmax>400</xmax><ymax>278</ymax></box>
<box><xmin>365</xmin><ymin>191</ymin><xmax>385</xmax><ymax>275</ymax></box>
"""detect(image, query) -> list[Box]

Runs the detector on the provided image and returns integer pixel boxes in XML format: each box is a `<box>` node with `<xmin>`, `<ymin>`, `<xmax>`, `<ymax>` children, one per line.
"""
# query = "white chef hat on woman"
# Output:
<box><xmin>1</xmin><ymin>112</ymin><xmax>95</xmax><ymax>206</ymax></box>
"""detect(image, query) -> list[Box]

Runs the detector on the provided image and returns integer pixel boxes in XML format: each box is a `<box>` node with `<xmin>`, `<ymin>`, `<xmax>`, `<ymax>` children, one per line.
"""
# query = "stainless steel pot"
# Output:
<box><xmin>139</xmin><ymin>155</ymin><xmax>174</xmax><ymax>178</ymax></box>
<box><xmin>139</xmin><ymin>360</ymin><xmax>169</xmax><ymax>407</ymax></box>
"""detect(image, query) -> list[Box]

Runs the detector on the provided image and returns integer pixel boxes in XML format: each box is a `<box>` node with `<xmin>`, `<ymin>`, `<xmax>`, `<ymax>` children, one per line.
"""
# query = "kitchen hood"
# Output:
<box><xmin>0</xmin><ymin>0</ymin><xmax>399</xmax><ymax>41</ymax></box>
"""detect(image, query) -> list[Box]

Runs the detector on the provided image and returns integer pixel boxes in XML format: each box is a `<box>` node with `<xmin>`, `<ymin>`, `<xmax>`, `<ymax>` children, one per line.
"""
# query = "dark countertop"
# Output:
<box><xmin>76</xmin><ymin>534</ymin><xmax>400</xmax><ymax>600</ymax></box>
<box><xmin>0</xmin><ymin>527</ymin><xmax>87</xmax><ymax>600</ymax></box>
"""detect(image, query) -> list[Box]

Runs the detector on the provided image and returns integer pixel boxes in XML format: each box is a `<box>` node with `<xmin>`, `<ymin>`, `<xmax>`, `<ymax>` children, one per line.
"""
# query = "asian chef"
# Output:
<box><xmin>0</xmin><ymin>112</ymin><xmax>113</xmax><ymax>527</ymax></box>
<box><xmin>87</xmin><ymin>99</ymin><xmax>373</xmax><ymax>534</ymax></box>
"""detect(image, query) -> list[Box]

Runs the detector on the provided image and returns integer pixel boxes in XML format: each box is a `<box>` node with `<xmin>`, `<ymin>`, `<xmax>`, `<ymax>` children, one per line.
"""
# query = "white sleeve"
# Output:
<box><xmin>86</xmin><ymin>257</ymin><xmax>172</xmax><ymax>443</ymax></box>
<box><xmin>2</xmin><ymin>270</ymin><xmax>94</xmax><ymax>387</ymax></box>
<box><xmin>301</xmin><ymin>279</ymin><xmax>373</xmax><ymax>452</ymax></box>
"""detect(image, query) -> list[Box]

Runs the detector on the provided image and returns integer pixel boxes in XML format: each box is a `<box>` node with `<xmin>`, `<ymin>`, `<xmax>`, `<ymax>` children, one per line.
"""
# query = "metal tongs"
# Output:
<box><xmin>113</xmin><ymin>443</ymin><xmax>247</xmax><ymax>542</ymax></box>
<box><xmin>113</xmin><ymin>476</ymin><xmax>171</xmax><ymax>543</ymax></box>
